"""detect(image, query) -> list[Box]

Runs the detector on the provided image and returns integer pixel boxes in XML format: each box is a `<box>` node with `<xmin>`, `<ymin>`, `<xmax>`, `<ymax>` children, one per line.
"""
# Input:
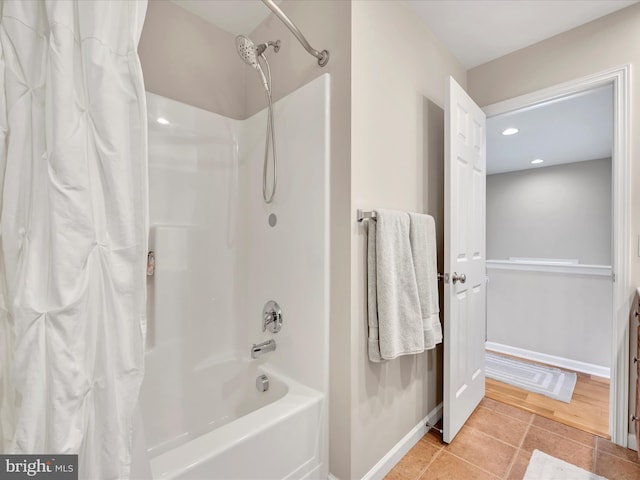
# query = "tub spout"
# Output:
<box><xmin>251</xmin><ymin>339</ymin><xmax>276</xmax><ymax>359</ymax></box>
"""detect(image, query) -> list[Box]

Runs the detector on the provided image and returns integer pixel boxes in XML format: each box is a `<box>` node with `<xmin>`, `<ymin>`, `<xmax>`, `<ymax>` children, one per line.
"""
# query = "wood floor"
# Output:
<box><xmin>485</xmin><ymin>356</ymin><xmax>610</xmax><ymax>439</ymax></box>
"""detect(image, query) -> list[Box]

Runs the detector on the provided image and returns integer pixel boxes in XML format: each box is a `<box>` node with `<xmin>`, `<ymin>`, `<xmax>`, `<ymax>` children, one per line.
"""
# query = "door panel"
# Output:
<box><xmin>443</xmin><ymin>76</ymin><xmax>487</xmax><ymax>443</ymax></box>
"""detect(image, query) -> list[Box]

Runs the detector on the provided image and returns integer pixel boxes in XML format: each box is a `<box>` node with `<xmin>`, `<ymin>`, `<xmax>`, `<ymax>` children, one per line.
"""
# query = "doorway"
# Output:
<box><xmin>484</xmin><ymin>84</ymin><xmax>613</xmax><ymax>438</ymax></box>
<box><xmin>481</xmin><ymin>65</ymin><xmax>631</xmax><ymax>447</ymax></box>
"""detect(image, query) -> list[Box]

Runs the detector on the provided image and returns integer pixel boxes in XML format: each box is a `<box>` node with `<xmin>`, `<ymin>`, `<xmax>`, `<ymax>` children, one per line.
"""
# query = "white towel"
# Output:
<box><xmin>409</xmin><ymin>213</ymin><xmax>442</xmax><ymax>349</ymax></box>
<box><xmin>367</xmin><ymin>209</ymin><xmax>424</xmax><ymax>361</ymax></box>
<box><xmin>366</xmin><ymin>217</ymin><xmax>383</xmax><ymax>362</ymax></box>
<box><xmin>366</xmin><ymin>218</ymin><xmax>383</xmax><ymax>362</ymax></box>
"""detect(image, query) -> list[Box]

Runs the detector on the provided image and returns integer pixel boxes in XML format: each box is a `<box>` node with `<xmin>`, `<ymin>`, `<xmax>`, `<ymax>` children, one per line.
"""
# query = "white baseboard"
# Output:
<box><xmin>357</xmin><ymin>403</ymin><xmax>443</xmax><ymax>480</ymax></box>
<box><xmin>486</xmin><ymin>341</ymin><xmax>610</xmax><ymax>378</ymax></box>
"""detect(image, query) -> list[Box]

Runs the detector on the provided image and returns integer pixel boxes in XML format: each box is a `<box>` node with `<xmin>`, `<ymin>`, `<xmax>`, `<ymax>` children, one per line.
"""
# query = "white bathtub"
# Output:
<box><xmin>141</xmin><ymin>353</ymin><xmax>325</xmax><ymax>480</ymax></box>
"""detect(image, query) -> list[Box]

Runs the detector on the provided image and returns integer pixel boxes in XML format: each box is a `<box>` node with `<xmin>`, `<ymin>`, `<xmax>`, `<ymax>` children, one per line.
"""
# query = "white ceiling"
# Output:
<box><xmin>487</xmin><ymin>85</ymin><xmax>613</xmax><ymax>175</ymax></box>
<box><xmin>407</xmin><ymin>0</ymin><xmax>638</xmax><ymax>69</ymax></box>
<box><xmin>171</xmin><ymin>0</ymin><xmax>274</xmax><ymax>35</ymax></box>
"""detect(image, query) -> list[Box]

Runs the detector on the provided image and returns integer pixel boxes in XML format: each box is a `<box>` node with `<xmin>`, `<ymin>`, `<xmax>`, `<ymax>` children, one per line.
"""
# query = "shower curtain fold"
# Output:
<box><xmin>0</xmin><ymin>1</ymin><xmax>148</xmax><ymax>478</ymax></box>
<box><xmin>0</xmin><ymin>11</ymin><xmax>14</xmax><ymax>452</ymax></box>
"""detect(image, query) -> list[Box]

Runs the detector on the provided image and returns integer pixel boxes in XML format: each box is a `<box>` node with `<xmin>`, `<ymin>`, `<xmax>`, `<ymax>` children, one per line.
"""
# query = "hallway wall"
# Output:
<box><xmin>487</xmin><ymin>158</ymin><xmax>612</xmax><ymax>264</ymax></box>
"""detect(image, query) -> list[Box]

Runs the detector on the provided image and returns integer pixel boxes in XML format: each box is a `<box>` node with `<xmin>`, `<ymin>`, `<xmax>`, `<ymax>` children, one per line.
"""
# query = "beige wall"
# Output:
<box><xmin>139</xmin><ymin>0</ymin><xmax>246</xmax><ymax>119</ymax></box>
<box><xmin>468</xmin><ymin>2</ymin><xmax>640</xmax><ymax>444</ymax></box>
<box><xmin>468</xmin><ymin>3</ymin><xmax>640</xmax><ymax>112</ymax></box>
<box><xmin>350</xmin><ymin>1</ymin><xmax>465</xmax><ymax>478</ymax></box>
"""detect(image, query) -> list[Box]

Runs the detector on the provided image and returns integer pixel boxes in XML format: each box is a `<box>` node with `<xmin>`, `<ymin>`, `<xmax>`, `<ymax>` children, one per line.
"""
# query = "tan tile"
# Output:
<box><xmin>595</xmin><ymin>450</ymin><xmax>640</xmax><ymax>480</ymax></box>
<box><xmin>521</xmin><ymin>425</ymin><xmax>595</xmax><ymax>471</ymax></box>
<box><xmin>419</xmin><ymin>451</ymin><xmax>499</xmax><ymax>480</ymax></box>
<box><xmin>492</xmin><ymin>402</ymin><xmax>534</xmax><ymax>423</ymax></box>
<box><xmin>385</xmin><ymin>440</ymin><xmax>441</xmax><ymax>480</ymax></box>
<box><xmin>597</xmin><ymin>436</ymin><xmax>640</xmax><ymax>464</ymax></box>
<box><xmin>384</xmin><ymin>468</ymin><xmax>410</xmax><ymax>480</ymax></box>
<box><xmin>466</xmin><ymin>406</ymin><xmax>529</xmax><ymax>446</ymax></box>
<box><xmin>421</xmin><ymin>430</ymin><xmax>446</xmax><ymax>448</ymax></box>
<box><xmin>506</xmin><ymin>450</ymin><xmax>532</xmax><ymax>480</ymax></box>
<box><xmin>446</xmin><ymin>426</ymin><xmax>516</xmax><ymax>477</ymax></box>
<box><xmin>532</xmin><ymin>415</ymin><xmax>596</xmax><ymax>447</ymax></box>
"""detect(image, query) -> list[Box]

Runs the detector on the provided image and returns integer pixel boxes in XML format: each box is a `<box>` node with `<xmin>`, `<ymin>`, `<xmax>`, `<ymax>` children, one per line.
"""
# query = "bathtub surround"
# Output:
<box><xmin>142</xmin><ymin>74</ymin><xmax>329</xmax><ymax>478</ymax></box>
<box><xmin>0</xmin><ymin>1</ymin><xmax>149</xmax><ymax>478</ymax></box>
<box><xmin>140</xmin><ymin>1</ymin><xmax>352</xmax><ymax>476</ymax></box>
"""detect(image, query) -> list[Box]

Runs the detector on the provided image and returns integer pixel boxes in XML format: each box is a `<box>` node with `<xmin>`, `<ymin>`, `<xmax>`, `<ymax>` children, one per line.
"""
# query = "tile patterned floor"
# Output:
<box><xmin>385</xmin><ymin>397</ymin><xmax>640</xmax><ymax>480</ymax></box>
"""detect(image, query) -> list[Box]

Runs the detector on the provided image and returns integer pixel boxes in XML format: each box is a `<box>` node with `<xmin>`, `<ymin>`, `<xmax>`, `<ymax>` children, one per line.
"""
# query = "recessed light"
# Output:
<box><xmin>157</xmin><ymin>117</ymin><xmax>170</xmax><ymax>125</ymax></box>
<box><xmin>531</xmin><ymin>159</ymin><xmax>544</xmax><ymax>165</ymax></box>
<box><xmin>502</xmin><ymin>127</ymin><xmax>519</xmax><ymax>136</ymax></box>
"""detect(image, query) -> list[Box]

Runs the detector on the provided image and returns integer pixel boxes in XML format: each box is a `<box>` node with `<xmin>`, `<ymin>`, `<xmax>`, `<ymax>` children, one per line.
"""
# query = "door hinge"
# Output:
<box><xmin>147</xmin><ymin>251</ymin><xmax>155</xmax><ymax>276</ymax></box>
<box><xmin>612</xmin><ymin>272</ymin><xmax>616</xmax><ymax>283</ymax></box>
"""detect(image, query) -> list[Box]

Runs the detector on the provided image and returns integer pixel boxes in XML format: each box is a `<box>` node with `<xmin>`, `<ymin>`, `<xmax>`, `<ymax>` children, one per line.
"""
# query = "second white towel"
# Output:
<box><xmin>408</xmin><ymin>212</ymin><xmax>442</xmax><ymax>350</ymax></box>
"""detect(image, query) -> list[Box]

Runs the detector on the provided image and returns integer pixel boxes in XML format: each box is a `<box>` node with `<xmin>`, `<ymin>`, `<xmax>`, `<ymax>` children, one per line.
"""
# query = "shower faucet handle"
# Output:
<box><xmin>262</xmin><ymin>300</ymin><xmax>283</xmax><ymax>333</ymax></box>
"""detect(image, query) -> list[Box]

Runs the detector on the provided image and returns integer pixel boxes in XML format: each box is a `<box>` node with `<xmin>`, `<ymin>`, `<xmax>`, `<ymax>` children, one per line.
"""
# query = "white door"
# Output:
<box><xmin>443</xmin><ymin>76</ymin><xmax>487</xmax><ymax>443</ymax></box>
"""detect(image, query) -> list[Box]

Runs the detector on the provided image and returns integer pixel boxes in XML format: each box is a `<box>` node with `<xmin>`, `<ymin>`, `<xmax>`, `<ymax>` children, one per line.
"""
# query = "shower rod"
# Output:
<box><xmin>261</xmin><ymin>0</ymin><xmax>329</xmax><ymax>67</ymax></box>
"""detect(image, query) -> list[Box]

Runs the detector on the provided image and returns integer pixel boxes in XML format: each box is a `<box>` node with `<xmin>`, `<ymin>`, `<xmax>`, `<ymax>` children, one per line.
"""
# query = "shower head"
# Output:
<box><xmin>236</xmin><ymin>35</ymin><xmax>269</xmax><ymax>93</ymax></box>
<box><xmin>236</xmin><ymin>35</ymin><xmax>259</xmax><ymax>68</ymax></box>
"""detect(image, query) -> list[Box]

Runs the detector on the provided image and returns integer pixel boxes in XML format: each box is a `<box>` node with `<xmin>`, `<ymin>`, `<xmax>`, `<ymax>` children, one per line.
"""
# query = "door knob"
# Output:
<box><xmin>452</xmin><ymin>272</ymin><xmax>466</xmax><ymax>284</ymax></box>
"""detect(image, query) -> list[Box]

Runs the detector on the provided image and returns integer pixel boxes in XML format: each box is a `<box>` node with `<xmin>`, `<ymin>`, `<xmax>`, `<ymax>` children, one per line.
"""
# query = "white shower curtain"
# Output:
<box><xmin>0</xmin><ymin>1</ymin><xmax>148</xmax><ymax>479</ymax></box>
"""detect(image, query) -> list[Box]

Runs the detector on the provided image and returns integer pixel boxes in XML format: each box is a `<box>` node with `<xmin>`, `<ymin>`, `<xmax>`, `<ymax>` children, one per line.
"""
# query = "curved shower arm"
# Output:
<box><xmin>261</xmin><ymin>0</ymin><xmax>329</xmax><ymax>67</ymax></box>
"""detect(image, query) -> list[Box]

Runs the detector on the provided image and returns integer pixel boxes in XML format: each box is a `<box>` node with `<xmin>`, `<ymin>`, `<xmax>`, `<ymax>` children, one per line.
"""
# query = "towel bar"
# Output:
<box><xmin>358</xmin><ymin>209</ymin><xmax>445</xmax><ymax>282</ymax></box>
<box><xmin>357</xmin><ymin>209</ymin><xmax>376</xmax><ymax>222</ymax></box>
